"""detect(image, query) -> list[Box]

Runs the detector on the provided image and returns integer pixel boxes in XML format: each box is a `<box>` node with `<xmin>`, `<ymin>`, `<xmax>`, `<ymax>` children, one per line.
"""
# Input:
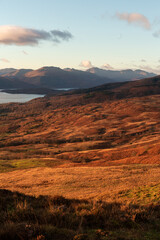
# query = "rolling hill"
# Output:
<box><xmin>0</xmin><ymin>76</ymin><xmax>159</xmax><ymax>167</ymax></box>
<box><xmin>0</xmin><ymin>75</ymin><xmax>160</xmax><ymax>240</ymax></box>
<box><xmin>72</xmin><ymin>74</ymin><xmax>160</xmax><ymax>99</ymax></box>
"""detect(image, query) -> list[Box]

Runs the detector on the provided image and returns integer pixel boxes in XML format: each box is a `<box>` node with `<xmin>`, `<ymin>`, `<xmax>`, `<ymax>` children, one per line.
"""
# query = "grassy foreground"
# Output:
<box><xmin>0</xmin><ymin>165</ymin><xmax>160</xmax><ymax>204</ymax></box>
<box><xmin>0</xmin><ymin>165</ymin><xmax>160</xmax><ymax>239</ymax></box>
<box><xmin>0</xmin><ymin>90</ymin><xmax>159</xmax><ymax>239</ymax></box>
<box><xmin>0</xmin><ymin>189</ymin><xmax>160</xmax><ymax>240</ymax></box>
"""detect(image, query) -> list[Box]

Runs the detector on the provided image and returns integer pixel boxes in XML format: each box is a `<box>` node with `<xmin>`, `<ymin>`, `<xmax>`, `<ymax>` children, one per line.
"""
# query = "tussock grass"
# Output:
<box><xmin>0</xmin><ymin>95</ymin><xmax>159</xmax><ymax>166</ymax></box>
<box><xmin>118</xmin><ymin>183</ymin><xmax>160</xmax><ymax>204</ymax></box>
<box><xmin>0</xmin><ymin>165</ymin><xmax>160</xmax><ymax>204</ymax></box>
<box><xmin>0</xmin><ymin>189</ymin><xmax>160</xmax><ymax>240</ymax></box>
<box><xmin>0</xmin><ymin>159</ymin><xmax>50</xmax><ymax>173</ymax></box>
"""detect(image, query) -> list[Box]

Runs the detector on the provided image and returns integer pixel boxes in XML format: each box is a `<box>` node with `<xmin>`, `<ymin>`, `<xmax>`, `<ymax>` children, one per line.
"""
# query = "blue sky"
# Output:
<box><xmin>0</xmin><ymin>0</ymin><xmax>160</xmax><ymax>73</ymax></box>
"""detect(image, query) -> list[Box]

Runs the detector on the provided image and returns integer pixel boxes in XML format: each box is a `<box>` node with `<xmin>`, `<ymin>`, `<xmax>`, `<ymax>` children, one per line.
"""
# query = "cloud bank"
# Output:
<box><xmin>101</xmin><ymin>63</ymin><xmax>114</xmax><ymax>70</ymax></box>
<box><xmin>116</xmin><ymin>12</ymin><xmax>151</xmax><ymax>30</ymax></box>
<box><xmin>80</xmin><ymin>60</ymin><xmax>93</xmax><ymax>68</ymax></box>
<box><xmin>0</xmin><ymin>26</ymin><xmax>73</xmax><ymax>46</ymax></box>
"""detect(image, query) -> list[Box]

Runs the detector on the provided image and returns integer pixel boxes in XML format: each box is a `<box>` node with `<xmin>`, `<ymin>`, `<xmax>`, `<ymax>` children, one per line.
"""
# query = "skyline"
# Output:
<box><xmin>0</xmin><ymin>0</ymin><xmax>160</xmax><ymax>73</ymax></box>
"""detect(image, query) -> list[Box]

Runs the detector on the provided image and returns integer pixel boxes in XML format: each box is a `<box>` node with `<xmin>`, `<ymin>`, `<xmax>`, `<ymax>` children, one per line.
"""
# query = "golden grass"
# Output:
<box><xmin>0</xmin><ymin>165</ymin><xmax>160</xmax><ymax>204</ymax></box>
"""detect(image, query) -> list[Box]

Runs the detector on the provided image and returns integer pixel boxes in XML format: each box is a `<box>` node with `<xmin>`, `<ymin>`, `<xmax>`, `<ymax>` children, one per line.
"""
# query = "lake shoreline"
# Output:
<box><xmin>1</xmin><ymin>88</ymin><xmax>64</xmax><ymax>95</ymax></box>
<box><xmin>0</xmin><ymin>87</ymin><xmax>77</xmax><ymax>104</ymax></box>
<box><xmin>0</xmin><ymin>90</ymin><xmax>45</xmax><ymax>104</ymax></box>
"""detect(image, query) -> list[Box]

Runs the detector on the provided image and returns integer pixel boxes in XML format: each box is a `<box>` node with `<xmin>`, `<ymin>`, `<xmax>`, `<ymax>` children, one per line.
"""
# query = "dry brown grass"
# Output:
<box><xmin>0</xmin><ymin>165</ymin><xmax>160</xmax><ymax>203</ymax></box>
<box><xmin>0</xmin><ymin>85</ymin><xmax>160</xmax><ymax>239</ymax></box>
<box><xmin>1</xmin><ymin>188</ymin><xmax>160</xmax><ymax>240</ymax></box>
<box><xmin>0</xmin><ymin>95</ymin><xmax>159</xmax><ymax>167</ymax></box>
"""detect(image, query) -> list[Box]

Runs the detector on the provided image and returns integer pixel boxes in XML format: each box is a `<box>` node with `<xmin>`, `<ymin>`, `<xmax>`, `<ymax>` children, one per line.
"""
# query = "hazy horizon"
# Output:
<box><xmin>0</xmin><ymin>65</ymin><xmax>158</xmax><ymax>74</ymax></box>
<box><xmin>1</xmin><ymin>0</ymin><xmax>160</xmax><ymax>74</ymax></box>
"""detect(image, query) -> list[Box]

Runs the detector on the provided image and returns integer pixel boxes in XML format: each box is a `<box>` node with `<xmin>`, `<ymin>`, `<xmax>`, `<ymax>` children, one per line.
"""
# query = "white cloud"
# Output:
<box><xmin>0</xmin><ymin>58</ymin><xmax>10</xmax><ymax>63</ymax></box>
<box><xmin>101</xmin><ymin>63</ymin><xmax>114</xmax><ymax>70</ymax></box>
<box><xmin>133</xmin><ymin>64</ymin><xmax>160</xmax><ymax>74</ymax></box>
<box><xmin>79</xmin><ymin>60</ymin><xmax>93</xmax><ymax>68</ymax></box>
<box><xmin>0</xmin><ymin>25</ymin><xmax>73</xmax><ymax>46</ymax></box>
<box><xmin>116</xmin><ymin>12</ymin><xmax>151</xmax><ymax>30</ymax></box>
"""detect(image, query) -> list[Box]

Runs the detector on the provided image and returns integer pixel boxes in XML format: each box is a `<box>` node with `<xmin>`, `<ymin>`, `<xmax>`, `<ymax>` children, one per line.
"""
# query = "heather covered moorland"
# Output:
<box><xmin>0</xmin><ymin>77</ymin><xmax>160</xmax><ymax>239</ymax></box>
<box><xmin>1</xmin><ymin>0</ymin><xmax>160</xmax><ymax>239</ymax></box>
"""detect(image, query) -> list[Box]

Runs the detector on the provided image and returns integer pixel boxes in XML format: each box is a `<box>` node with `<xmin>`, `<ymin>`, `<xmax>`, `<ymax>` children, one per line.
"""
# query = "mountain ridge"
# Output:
<box><xmin>0</xmin><ymin>66</ymin><xmax>157</xmax><ymax>90</ymax></box>
<box><xmin>87</xmin><ymin>67</ymin><xmax>156</xmax><ymax>81</ymax></box>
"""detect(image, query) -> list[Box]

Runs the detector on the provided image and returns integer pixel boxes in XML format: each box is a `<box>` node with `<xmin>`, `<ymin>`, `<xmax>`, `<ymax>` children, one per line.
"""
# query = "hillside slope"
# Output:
<box><xmin>0</xmin><ymin>77</ymin><xmax>159</xmax><ymax>168</ymax></box>
<box><xmin>0</xmin><ymin>76</ymin><xmax>33</xmax><ymax>89</ymax></box>
<box><xmin>72</xmin><ymin>75</ymin><xmax>160</xmax><ymax>100</ymax></box>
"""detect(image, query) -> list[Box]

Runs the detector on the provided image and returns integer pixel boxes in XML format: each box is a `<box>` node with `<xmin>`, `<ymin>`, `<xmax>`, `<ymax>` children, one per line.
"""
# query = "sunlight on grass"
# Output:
<box><xmin>118</xmin><ymin>183</ymin><xmax>160</xmax><ymax>204</ymax></box>
<box><xmin>0</xmin><ymin>159</ymin><xmax>48</xmax><ymax>173</ymax></box>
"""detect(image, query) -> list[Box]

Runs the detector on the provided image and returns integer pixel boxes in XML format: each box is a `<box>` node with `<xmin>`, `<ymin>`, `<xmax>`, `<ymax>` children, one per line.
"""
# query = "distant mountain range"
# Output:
<box><xmin>0</xmin><ymin>76</ymin><xmax>33</xmax><ymax>89</ymax></box>
<box><xmin>0</xmin><ymin>66</ymin><xmax>156</xmax><ymax>89</ymax></box>
<box><xmin>87</xmin><ymin>67</ymin><xmax>156</xmax><ymax>81</ymax></box>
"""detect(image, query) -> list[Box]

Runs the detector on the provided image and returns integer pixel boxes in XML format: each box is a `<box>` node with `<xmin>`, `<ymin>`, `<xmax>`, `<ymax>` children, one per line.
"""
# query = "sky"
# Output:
<box><xmin>0</xmin><ymin>0</ymin><xmax>160</xmax><ymax>73</ymax></box>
